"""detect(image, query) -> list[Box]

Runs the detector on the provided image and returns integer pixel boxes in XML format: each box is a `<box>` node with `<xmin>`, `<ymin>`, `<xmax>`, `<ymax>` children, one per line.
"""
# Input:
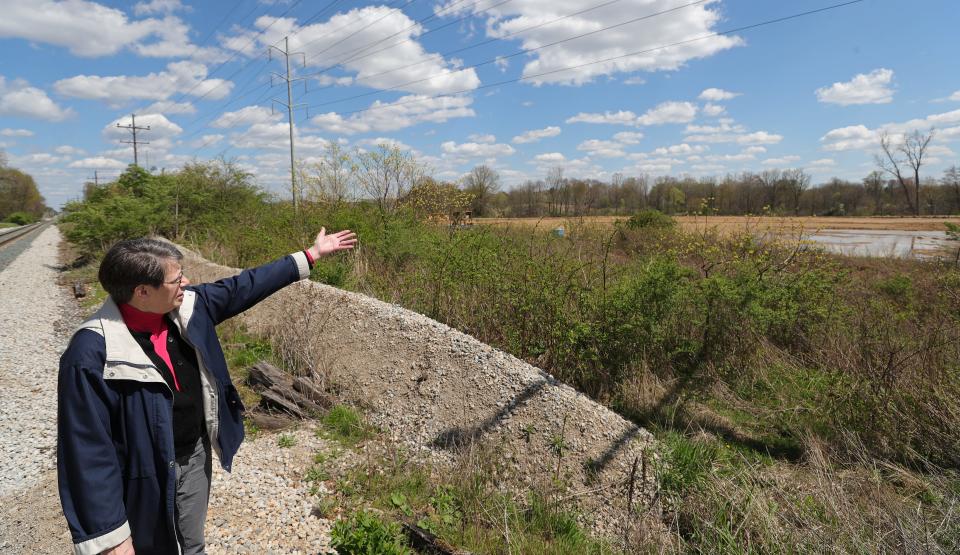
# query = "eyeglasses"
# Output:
<box><xmin>164</xmin><ymin>272</ymin><xmax>184</xmax><ymax>286</ymax></box>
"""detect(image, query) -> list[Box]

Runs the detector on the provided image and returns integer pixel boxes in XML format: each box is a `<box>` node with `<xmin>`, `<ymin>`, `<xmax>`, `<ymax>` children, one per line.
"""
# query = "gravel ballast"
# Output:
<box><xmin>0</xmin><ymin>226</ymin><xmax>75</xmax><ymax>553</ymax></box>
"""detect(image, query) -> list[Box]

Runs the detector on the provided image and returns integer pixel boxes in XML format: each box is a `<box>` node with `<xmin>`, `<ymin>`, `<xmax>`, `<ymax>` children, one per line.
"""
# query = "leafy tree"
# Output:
<box><xmin>0</xmin><ymin>165</ymin><xmax>46</xmax><ymax>220</ymax></box>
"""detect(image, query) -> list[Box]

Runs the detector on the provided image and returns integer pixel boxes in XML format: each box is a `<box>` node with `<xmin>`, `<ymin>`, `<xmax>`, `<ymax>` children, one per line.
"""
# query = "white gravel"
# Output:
<box><xmin>0</xmin><ymin>226</ymin><xmax>70</xmax><ymax>497</ymax></box>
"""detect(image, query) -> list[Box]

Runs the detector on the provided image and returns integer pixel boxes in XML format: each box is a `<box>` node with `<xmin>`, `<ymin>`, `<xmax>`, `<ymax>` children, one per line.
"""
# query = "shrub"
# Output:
<box><xmin>330</xmin><ymin>510</ymin><xmax>412</xmax><ymax>555</ymax></box>
<box><xmin>626</xmin><ymin>208</ymin><xmax>676</xmax><ymax>229</ymax></box>
<box><xmin>3</xmin><ymin>211</ymin><xmax>36</xmax><ymax>225</ymax></box>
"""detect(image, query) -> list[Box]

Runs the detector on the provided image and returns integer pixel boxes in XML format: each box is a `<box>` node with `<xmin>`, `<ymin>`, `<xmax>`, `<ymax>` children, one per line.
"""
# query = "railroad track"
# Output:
<box><xmin>0</xmin><ymin>222</ymin><xmax>46</xmax><ymax>248</ymax></box>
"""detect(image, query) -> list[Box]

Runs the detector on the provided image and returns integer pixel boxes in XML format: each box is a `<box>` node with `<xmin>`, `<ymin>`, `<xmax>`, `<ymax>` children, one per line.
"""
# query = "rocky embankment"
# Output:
<box><xmin>183</xmin><ymin>246</ymin><xmax>663</xmax><ymax>542</ymax></box>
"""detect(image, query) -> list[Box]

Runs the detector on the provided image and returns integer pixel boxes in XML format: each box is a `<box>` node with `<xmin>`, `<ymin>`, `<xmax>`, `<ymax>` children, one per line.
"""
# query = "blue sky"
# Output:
<box><xmin>1</xmin><ymin>0</ymin><xmax>959</xmax><ymax>209</ymax></box>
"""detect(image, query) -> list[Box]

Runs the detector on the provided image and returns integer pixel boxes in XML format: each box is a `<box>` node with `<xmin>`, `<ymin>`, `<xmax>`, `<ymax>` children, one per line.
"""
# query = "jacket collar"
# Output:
<box><xmin>79</xmin><ymin>290</ymin><xmax>198</xmax><ymax>367</ymax></box>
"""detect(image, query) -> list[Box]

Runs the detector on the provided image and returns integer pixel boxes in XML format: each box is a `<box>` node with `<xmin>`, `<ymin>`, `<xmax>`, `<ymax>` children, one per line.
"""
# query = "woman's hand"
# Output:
<box><xmin>307</xmin><ymin>228</ymin><xmax>357</xmax><ymax>260</ymax></box>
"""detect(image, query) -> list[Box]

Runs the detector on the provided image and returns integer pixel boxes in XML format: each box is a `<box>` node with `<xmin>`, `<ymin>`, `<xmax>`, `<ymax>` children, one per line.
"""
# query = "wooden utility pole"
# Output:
<box><xmin>117</xmin><ymin>114</ymin><xmax>150</xmax><ymax>167</ymax></box>
<box><xmin>269</xmin><ymin>37</ymin><xmax>307</xmax><ymax>212</ymax></box>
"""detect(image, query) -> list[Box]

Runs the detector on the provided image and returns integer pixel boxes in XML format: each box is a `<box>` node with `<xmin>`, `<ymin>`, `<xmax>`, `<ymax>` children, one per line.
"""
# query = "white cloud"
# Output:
<box><xmin>808</xmin><ymin>158</ymin><xmax>836</xmax><ymax>167</ymax></box>
<box><xmin>102</xmin><ymin>113</ymin><xmax>182</xmax><ymax>142</ymax></box>
<box><xmin>819</xmin><ymin>124</ymin><xmax>878</xmax><ymax>152</ymax></box>
<box><xmin>566</xmin><ymin>110</ymin><xmax>637</xmax><ymax>126</ymax></box>
<box><xmin>468</xmin><ymin>133</ymin><xmax>496</xmax><ymax>144</ymax></box>
<box><xmin>442</xmin><ymin>0</ymin><xmax>741</xmax><ymax>85</ymax></box>
<box><xmin>0</xmin><ymin>0</ymin><xmax>210</xmax><ymax>59</ymax></box>
<box><xmin>685</xmin><ymin>120</ymin><xmax>783</xmax><ymax>145</ymax></box>
<box><xmin>310</xmin><ymin>94</ymin><xmax>475</xmax><ymax>135</ymax></box>
<box><xmin>356</xmin><ymin>137</ymin><xmax>412</xmax><ymax>152</ymax></box>
<box><xmin>68</xmin><ymin>157</ymin><xmax>128</xmax><ymax>169</ymax></box>
<box><xmin>512</xmin><ymin>126</ymin><xmax>561</xmax><ymax>144</ymax></box>
<box><xmin>212</xmin><ymin>106</ymin><xmax>278</xmax><ymax>128</ymax></box>
<box><xmin>440</xmin><ymin>140</ymin><xmax>515</xmax><ymax>159</ymax></box>
<box><xmin>761</xmin><ymin>155</ymin><xmax>801</xmax><ymax>166</ymax></box>
<box><xmin>577</xmin><ymin>139</ymin><xmax>626</xmax><ymax>158</ymax></box>
<box><xmin>54</xmin><ymin>61</ymin><xmax>234</xmax><ymax>104</ymax></box>
<box><xmin>54</xmin><ymin>145</ymin><xmax>86</xmax><ymax>155</ymax></box>
<box><xmin>951</xmin><ymin>91</ymin><xmax>960</xmax><ymax>102</ymax></box>
<box><xmin>636</xmin><ymin>101</ymin><xmax>698</xmax><ymax>125</ymax></box>
<box><xmin>224</xmin><ymin>7</ymin><xmax>479</xmax><ymax>96</ymax></box>
<box><xmin>144</xmin><ymin>100</ymin><xmax>196</xmax><ymax>115</ymax></box>
<box><xmin>567</xmin><ymin>102</ymin><xmax>697</xmax><ymax>127</ymax></box>
<box><xmin>0</xmin><ymin>76</ymin><xmax>74</xmax><ymax>121</ymax></box>
<box><xmin>702</xmin><ymin>103</ymin><xmax>725</xmax><ymax>117</ymax></box>
<box><xmin>743</xmin><ymin>146</ymin><xmax>767</xmax><ymax>155</ymax></box>
<box><xmin>624</xmin><ymin>76</ymin><xmax>646</xmax><ymax>85</ymax></box>
<box><xmin>189</xmin><ymin>134</ymin><xmax>224</xmax><ymax>148</ymax></box>
<box><xmin>815</xmin><ymin>68</ymin><xmax>895</xmax><ymax>105</ymax></box>
<box><xmin>737</xmin><ymin>131</ymin><xmax>783</xmax><ymax>145</ymax></box>
<box><xmin>613</xmin><ymin>131</ymin><xmax>643</xmax><ymax>144</ymax></box>
<box><xmin>133</xmin><ymin>0</ymin><xmax>190</xmax><ymax>16</ymax></box>
<box><xmin>0</xmin><ymin>128</ymin><xmax>33</xmax><ymax>137</ymax></box>
<box><xmin>533</xmin><ymin>152</ymin><xmax>566</xmax><ymax>163</ymax></box>
<box><xmin>651</xmin><ymin>143</ymin><xmax>706</xmax><ymax>156</ymax></box>
<box><xmin>699</xmin><ymin>88</ymin><xmax>741</xmax><ymax>101</ymax></box>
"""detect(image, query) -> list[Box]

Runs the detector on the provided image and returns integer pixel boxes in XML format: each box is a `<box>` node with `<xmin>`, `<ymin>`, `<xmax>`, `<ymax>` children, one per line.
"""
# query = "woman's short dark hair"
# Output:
<box><xmin>98</xmin><ymin>238</ymin><xmax>183</xmax><ymax>304</ymax></box>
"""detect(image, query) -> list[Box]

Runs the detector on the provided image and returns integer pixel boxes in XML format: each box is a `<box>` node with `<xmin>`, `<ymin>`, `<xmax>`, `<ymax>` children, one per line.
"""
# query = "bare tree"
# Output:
<box><xmin>758</xmin><ymin>169</ymin><xmax>781</xmax><ymax>212</ymax></box>
<box><xmin>782</xmin><ymin>168</ymin><xmax>811</xmax><ymax>215</ymax></box>
<box><xmin>943</xmin><ymin>166</ymin><xmax>960</xmax><ymax>214</ymax></box>
<box><xmin>305</xmin><ymin>142</ymin><xmax>356</xmax><ymax>204</ymax></box>
<box><xmin>876</xmin><ymin>129</ymin><xmax>934</xmax><ymax>216</ymax></box>
<box><xmin>862</xmin><ymin>170</ymin><xmax>886</xmax><ymax>214</ymax></box>
<box><xmin>461</xmin><ymin>165</ymin><xmax>501</xmax><ymax>216</ymax></box>
<box><xmin>356</xmin><ymin>144</ymin><xmax>424</xmax><ymax>214</ymax></box>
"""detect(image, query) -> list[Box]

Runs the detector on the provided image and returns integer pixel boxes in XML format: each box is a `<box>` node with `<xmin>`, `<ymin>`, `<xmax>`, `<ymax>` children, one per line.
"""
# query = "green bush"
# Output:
<box><xmin>3</xmin><ymin>211</ymin><xmax>36</xmax><ymax>225</ymax></box>
<box><xmin>330</xmin><ymin>510</ymin><xmax>412</xmax><ymax>555</ymax></box>
<box><xmin>626</xmin><ymin>208</ymin><xmax>676</xmax><ymax>229</ymax></box>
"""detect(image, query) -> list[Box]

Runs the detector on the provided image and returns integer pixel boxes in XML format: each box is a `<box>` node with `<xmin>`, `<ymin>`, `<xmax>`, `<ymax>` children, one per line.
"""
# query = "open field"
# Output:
<box><xmin>476</xmin><ymin>215</ymin><xmax>960</xmax><ymax>233</ymax></box>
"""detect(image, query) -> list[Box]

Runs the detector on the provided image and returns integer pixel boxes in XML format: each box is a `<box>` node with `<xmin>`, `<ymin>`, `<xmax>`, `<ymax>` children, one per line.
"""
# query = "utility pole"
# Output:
<box><xmin>269</xmin><ymin>37</ymin><xmax>306</xmax><ymax>212</ymax></box>
<box><xmin>117</xmin><ymin>114</ymin><xmax>150</xmax><ymax>167</ymax></box>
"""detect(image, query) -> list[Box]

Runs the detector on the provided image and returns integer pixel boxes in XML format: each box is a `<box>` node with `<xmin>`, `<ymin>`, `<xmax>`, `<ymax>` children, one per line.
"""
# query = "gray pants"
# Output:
<box><xmin>174</xmin><ymin>436</ymin><xmax>212</xmax><ymax>555</ymax></box>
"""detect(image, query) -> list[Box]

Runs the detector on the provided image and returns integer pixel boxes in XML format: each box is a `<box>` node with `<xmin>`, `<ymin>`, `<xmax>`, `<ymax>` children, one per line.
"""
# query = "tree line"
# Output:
<box><xmin>0</xmin><ymin>150</ymin><xmax>48</xmax><ymax>224</ymax></box>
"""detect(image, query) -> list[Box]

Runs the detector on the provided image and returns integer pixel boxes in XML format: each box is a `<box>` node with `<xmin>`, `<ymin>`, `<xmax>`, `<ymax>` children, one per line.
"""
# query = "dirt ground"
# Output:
<box><xmin>476</xmin><ymin>215</ymin><xmax>960</xmax><ymax>234</ymax></box>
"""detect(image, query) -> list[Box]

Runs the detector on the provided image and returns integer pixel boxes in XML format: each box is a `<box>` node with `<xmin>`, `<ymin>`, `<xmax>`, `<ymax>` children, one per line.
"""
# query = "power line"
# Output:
<box><xmin>165</xmin><ymin>0</ymin><xmax>308</xmax><ymax>108</ymax></box>
<box><xmin>294</xmin><ymin>0</ymin><xmax>419</xmax><ymax>66</ymax></box>
<box><xmin>312</xmin><ymin>0</ymin><xmax>625</xmax><ymax>94</ymax></box>
<box><xmin>312</xmin><ymin>0</ymin><xmax>708</xmax><ymax>108</ymax></box>
<box><xmin>117</xmin><ymin>114</ymin><xmax>150</xmax><ymax>167</ymax></box>
<box><xmin>303</xmin><ymin>0</ymin><xmax>511</xmax><ymax>86</ymax></box>
<box><xmin>168</xmin><ymin>0</ymin><xmax>350</xmax><ymax>139</ymax></box>
<box><xmin>186</xmin><ymin>0</ymin><xmax>865</xmax><ymax>163</ymax></box>
<box><xmin>269</xmin><ymin>37</ymin><xmax>308</xmax><ymax>211</ymax></box>
<box><xmin>310</xmin><ymin>0</ymin><xmax>867</xmax><ymax>118</ymax></box>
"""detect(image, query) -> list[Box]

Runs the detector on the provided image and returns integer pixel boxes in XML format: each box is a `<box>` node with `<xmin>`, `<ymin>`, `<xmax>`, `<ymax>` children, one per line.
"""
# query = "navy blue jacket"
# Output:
<box><xmin>57</xmin><ymin>251</ymin><xmax>310</xmax><ymax>555</ymax></box>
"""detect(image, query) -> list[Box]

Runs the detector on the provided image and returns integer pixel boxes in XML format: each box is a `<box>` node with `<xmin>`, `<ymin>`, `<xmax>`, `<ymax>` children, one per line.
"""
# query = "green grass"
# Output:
<box><xmin>277</xmin><ymin>433</ymin><xmax>296</xmax><ymax>448</ymax></box>
<box><xmin>0</xmin><ymin>222</ymin><xmax>16</xmax><ymax>229</ymax></box>
<box><xmin>319</xmin><ymin>405</ymin><xmax>374</xmax><ymax>445</ymax></box>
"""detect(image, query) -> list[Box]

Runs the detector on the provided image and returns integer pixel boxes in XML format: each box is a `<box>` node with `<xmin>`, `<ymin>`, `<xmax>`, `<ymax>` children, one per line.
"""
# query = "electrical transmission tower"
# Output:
<box><xmin>117</xmin><ymin>114</ymin><xmax>150</xmax><ymax>167</ymax></box>
<box><xmin>269</xmin><ymin>37</ymin><xmax>307</xmax><ymax>211</ymax></box>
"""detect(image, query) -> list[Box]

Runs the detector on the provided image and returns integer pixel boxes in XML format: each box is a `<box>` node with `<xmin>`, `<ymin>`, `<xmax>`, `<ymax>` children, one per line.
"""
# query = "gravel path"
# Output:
<box><xmin>206</xmin><ymin>426</ymin><xmax>335</xmax><ymax>554</ymax></box>
<box><xmin>0</xmin><ymin>225</ymin><xmax>69</xmax><ymax>496</ymax></box>
<box><xmin>0</xmin><ymin>226</ymin><xmax>75</xmax><ymax>553</ymax></box>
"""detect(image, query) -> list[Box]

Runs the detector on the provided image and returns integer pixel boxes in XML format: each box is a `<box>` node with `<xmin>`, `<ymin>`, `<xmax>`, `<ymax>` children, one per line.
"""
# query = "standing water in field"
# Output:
<box><xmin>801</xmin><ymin>229</ymin><xmax>955</xmax><ymax>259</ymax></box>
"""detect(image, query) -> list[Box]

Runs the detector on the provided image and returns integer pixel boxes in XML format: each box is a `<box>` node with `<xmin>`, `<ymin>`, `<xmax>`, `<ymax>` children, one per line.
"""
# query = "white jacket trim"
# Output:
<box><xmin>291</xmin><ymin>250</ymin><xmax>310</xmax><ymax>280</ymax></box>
<box><xmin>73</xmin><ymin>521</ymin><xmax>130</xmax><ymax>555</ymax></box>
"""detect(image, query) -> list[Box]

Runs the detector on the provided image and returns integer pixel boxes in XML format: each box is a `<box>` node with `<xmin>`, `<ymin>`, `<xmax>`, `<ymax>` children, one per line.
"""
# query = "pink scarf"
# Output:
<box><xmin>118</xmin><ymin>303</ymin><xmax>180</xmax><ymax>391</ymax></box>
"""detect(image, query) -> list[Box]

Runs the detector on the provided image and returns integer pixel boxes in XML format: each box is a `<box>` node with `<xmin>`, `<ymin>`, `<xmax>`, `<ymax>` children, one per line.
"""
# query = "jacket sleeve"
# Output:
<box><xmin>57</xmin><ymin>330</ymin><xmax>131</xmax><ymax>555</ymax></box>
<box><xmin>191</xmin><ymin>251</ymin><xmax>311</xmax><ymax>326</ymax></box>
